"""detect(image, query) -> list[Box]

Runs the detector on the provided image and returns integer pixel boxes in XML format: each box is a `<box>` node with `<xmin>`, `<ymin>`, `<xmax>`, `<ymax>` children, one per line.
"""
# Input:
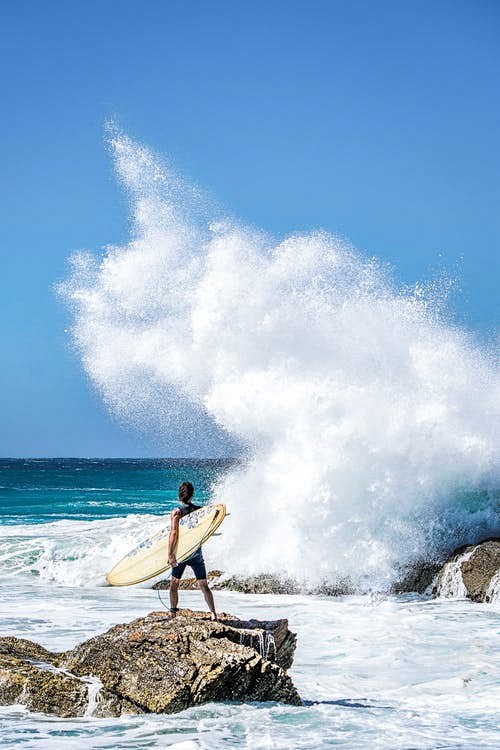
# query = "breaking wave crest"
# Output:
<box><xmin>59</xmin><ymin>130</ymin><xmax>500</xmax><ymax>591</ymax></box>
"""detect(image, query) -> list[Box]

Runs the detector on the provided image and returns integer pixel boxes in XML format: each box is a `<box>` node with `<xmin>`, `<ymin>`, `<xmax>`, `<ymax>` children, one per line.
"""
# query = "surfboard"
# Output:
<box><xmin>106</xmin><ymin>503</ymin><xmax>226</xmax><ymax>586</ymax></box>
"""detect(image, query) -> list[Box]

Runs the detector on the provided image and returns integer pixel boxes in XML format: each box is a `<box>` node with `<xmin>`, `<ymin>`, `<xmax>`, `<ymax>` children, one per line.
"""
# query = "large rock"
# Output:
<box><xmin>0</xmin><ymin>610</ymin><xmax>301</xmax><ymax>717</ymax></box>
<box><xmin>434</xmin><ymin>539</ymin><xmax>500</xmax><ymax>602</ymax></box>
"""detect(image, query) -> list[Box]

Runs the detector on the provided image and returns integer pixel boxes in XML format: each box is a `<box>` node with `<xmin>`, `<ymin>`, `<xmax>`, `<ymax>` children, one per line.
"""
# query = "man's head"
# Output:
<box><xmin>178</xmin><ymin>481</ymin><xmax>194</xmax><ymax>505</ymax></box>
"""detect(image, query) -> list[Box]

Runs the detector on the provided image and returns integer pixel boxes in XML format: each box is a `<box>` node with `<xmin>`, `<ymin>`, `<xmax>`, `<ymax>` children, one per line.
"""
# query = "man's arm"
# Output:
<box><xmin>168</xmin><ymin>508</ymin><xmax>181</xmax><ymax>566</ymax></box>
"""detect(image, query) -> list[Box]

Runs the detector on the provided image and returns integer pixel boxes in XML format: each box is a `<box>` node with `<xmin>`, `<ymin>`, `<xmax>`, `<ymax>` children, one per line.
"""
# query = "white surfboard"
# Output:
<box><xmin>106</xmin><ymin>503</ymin><xmax>226</xmax><ymax>586</ymax></box>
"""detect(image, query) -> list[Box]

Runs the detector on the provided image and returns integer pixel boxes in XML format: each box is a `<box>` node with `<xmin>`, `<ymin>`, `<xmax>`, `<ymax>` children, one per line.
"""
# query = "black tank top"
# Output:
<box><xmin>178</xmin><ymin>501</ymin><xmax>200</xmax><ymax>518</ymax></box>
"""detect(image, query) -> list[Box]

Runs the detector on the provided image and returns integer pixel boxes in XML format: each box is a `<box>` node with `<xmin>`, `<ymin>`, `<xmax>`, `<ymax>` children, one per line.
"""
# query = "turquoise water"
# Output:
<box><xmin>0</xmin><ymin>458</ymin><xmax>236</xmax><ymax>524</ymax></box>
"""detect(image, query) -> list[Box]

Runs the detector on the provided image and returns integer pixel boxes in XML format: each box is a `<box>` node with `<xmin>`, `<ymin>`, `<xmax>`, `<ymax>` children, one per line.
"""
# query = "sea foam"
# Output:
<box><xmin>0</xmin><ymin>515</ymin><xmax>163</xmax><ymax>587</ymax></box>
<box><xmin>59</xmin><ymin>131</ymin><xmax>500</xmax><ymax>591</ymax></box>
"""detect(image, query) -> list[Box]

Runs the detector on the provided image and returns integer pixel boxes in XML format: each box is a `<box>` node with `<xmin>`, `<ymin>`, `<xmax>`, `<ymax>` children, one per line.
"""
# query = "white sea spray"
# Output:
<box><xmin>59</xmin><ymin>131</ymin><xmax>500</xmax><ymax>591</ymax></box>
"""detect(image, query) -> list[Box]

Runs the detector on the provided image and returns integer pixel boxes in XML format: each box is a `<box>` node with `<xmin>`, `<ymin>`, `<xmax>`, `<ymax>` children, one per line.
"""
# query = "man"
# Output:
<box><xmin>167</xmin><ymin>481</ymin><xmax>217</xmax><ymax>620</ymax></box>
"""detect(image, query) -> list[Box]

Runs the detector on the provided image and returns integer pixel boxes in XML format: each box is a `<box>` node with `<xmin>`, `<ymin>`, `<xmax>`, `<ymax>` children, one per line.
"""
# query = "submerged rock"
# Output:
<box><xmin>434</xmin><ymin>539</ymin><xmax>500</xmax><ymax>602</ymax></box>
<box><xmin>0</xmin><ymin>611</ymin><xmax>301</xmax><ymax>717</ymax></box>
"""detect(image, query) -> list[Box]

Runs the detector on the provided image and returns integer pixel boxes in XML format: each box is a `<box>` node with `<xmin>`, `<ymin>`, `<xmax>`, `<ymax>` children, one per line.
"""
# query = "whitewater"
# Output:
<box><xmin>59</xmin><ymin>130</ymin><xmax>500</xmax><ymax>591</ymax></box>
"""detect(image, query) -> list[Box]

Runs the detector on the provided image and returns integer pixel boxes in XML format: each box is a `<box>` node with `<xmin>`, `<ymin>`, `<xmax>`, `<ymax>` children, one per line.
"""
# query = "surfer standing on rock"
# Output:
<box><xmin>167</xmin><ymin>481</ymin><xmax>218</xmax><ymax>621</ymax></box>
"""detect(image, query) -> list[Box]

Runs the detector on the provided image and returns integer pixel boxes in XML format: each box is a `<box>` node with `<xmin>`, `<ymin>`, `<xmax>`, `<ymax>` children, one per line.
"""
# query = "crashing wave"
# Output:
<box><xmin>58</xmin><ymin>130</ymin><xmax>500</xmax><ymax>591</ymax></box>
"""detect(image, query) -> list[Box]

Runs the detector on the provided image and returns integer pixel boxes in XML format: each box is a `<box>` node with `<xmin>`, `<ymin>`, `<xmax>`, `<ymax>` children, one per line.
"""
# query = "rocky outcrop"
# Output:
<box><xmin>154</xmin><ymin>571</ymin><xmax>353</xmax><ymax>595</ymax></box>
<box><xmin>0</xmin><ymin>610</ymin><xmax>301</xmax><ymax>717</ymax></box>
<box><xmin>434</xmin><ymin>539</ymin><xmax>500</xmax><ymax>602</ymax></box>
<box><xmin>154</xmin><ymin>572</ymin><xmax>302</xmax><ymax>594</ymax></box>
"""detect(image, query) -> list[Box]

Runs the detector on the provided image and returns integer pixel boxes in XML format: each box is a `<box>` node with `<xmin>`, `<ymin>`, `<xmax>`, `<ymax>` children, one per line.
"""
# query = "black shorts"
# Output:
<box><xmin>171</xmin><ymin>548</ymin><xmax>207</xmax><ymax>580</ymax></box>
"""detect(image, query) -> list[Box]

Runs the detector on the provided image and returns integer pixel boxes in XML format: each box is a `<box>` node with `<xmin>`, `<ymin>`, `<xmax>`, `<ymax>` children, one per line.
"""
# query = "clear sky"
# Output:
<box><xmin>1</xmin><ymin>0</ymin><xmax>499</xmax><ymax>457</ymax></box>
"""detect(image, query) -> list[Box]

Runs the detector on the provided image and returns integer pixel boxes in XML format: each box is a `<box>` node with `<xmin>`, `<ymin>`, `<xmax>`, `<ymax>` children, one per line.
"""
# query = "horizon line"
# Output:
<box><xmin>0</xmin><ymin>456</ymin><xmax>240</xmax><ymax>461</ymax></box>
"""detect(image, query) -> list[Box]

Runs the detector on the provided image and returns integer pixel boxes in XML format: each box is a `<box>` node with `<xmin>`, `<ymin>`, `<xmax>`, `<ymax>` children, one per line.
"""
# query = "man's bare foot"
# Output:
<box><xmin>210</xmin><ymin>612</ymin><xmax>218</xmax><ymax>621</ymax></box>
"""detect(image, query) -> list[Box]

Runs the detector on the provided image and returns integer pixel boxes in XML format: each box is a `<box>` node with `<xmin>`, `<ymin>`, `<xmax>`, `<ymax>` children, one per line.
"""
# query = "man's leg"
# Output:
<box><xmin>170</xmin><ymin>576</ymin><xmax>180</xmax><ymax>614</ymax></box>
<box><xmin>197</xmin><ymin>579</ymin><xmax>217</xmax><ymax>620</ymax></box>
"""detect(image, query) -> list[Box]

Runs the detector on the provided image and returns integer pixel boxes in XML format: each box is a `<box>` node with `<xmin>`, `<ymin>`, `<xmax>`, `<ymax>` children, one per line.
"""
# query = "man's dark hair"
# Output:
<box><xmin>178</xmin><ymin>481</ymin><xmax>194</xmax><ymax>503</ymax></box>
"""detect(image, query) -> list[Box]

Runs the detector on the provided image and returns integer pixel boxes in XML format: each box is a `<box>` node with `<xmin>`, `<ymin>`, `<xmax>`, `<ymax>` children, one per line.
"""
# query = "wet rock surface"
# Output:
<box><xmin>391</xmin><ymin>562</ymin><xmax>441</xmax><ymax>595</ymax></box>
<box><xmin>154</xmin><ymin>571</ymin><xmax>353</xmax><ymax>595</ymax></box>
<box><xmin>434</xmin><ymin>539</ymin><xmax>500</xmax><ymax>602</ymax></box>
<box><xmin>0</xmin><ymin>611</ymin><xmax>301</xmax><ymax>717</ymax></box>
<box><xmin>0</xmin><ymin>638</ymin><xmax>90</xmax><ymax>718</ymax></box>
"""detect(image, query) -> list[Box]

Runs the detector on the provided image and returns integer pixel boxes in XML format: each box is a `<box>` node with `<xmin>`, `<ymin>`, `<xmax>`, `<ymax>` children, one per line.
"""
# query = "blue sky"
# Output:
<box><xmin>1</xmin><ymin>0</ymin><xmax>499</xmax><ymax>457</ymax></box>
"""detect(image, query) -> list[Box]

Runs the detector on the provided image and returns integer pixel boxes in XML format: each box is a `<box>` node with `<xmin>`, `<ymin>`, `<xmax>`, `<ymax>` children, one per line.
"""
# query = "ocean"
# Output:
<box><xmin>0</xmin><ymin>458</ymin><xmax>499</xmax><ymax>749</ymax></box>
